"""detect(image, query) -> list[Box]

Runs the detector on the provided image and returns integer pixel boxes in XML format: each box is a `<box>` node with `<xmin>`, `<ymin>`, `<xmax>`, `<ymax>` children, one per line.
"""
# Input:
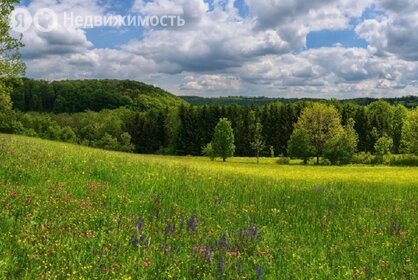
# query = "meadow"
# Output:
<box><xmin>0</xmin><ymin>134</ymin><xmax>417</xmax><ymax>279</ymax></box>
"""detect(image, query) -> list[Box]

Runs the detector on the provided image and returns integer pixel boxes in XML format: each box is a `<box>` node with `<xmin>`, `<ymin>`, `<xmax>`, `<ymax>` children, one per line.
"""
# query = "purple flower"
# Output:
<box><xmin>256</xmin><ymin>265</ymin><xmax>263</xmax><ymax>280</ymax></box>
<box><xmin>136</xmin><ymin>217</ymin><xmax>144</xmax><ymax>233</ymax></box>
<box><xmin>219</xmin><ymin>234</ymin><xmax>228</xmax><ymax>251</ymax></box>
<box><xmin>131</xmin><ymin>236</ymin><xmax>139</xmax><ymax>247</ymax></box>
<box><xmin>243</xmin><ymin>226</ymin><xmax>258</xmax><ymax>239</ymax></box>
<box><xmin>188</xmin><ymin>214</ymin><xmax>196</xmax><ymax>232</ymax></box>
<box><xmin>165</xmin><ymin>223</ymin><xmax>174</xmax><ymax>234</ymax></box>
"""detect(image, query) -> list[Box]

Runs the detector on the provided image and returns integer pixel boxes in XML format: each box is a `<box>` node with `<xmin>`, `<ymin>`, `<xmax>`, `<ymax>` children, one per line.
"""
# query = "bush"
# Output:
<box><xmin>276</xmin><ymin>157</ymin><xmax>290</xmax><ymax>165</ymax></box>
<box><xmin>352</xmin><ymin>152</ymin><xmax>374</xmax><ymax>164</ymax></box>
<box><xmin>119</xmin><ymin>132</ymin><xmax>135</xmax><ymax>153</ymax></box>
<box><xmin>202</xmin><ymin>143</ymin><xmax>216</xmax><ymax>161</ymax></box>
<box><xmin>59</xmin><ymin>127</ymin><xmax>78</xmax><ymax>143</ymax></box>
<box><xmin>387</xmin><ymin>154</ymin><xmax>418</xmax><ymax>166</ymax></box>
<box><xmin>375</xmin><ymin>136</ymin><xmax>393</xmax><ymax>157</ymax></box>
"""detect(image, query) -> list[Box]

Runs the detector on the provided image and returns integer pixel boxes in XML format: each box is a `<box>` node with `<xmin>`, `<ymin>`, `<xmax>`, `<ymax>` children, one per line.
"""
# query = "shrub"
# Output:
<box><xmin>202</xmin><ymin>143</ymin><xmax>216</xmax><ymax>161</ymax></box>
<box><xmin>375</xmin><ymin>136</ymin><xmax>393</xmax><ymax>157</ymax></box>
<box><xmin>352</xmin><ymin>152</ymin><xmax>374</xmax><ymax>164</ymax></box>
<box><xmin>387</xmin><ymin>154</ymin><xmax>418</xmax><ymax>166</ymax></box>
<box><xmin>59</xmin><ymin>127</ymin><xmax>78</xmax><ymax>143</ymax></box>
<box><xmin>276</xmin><ymin>157</ymin><xmax>290</xmax><ymax>165</ymax></box>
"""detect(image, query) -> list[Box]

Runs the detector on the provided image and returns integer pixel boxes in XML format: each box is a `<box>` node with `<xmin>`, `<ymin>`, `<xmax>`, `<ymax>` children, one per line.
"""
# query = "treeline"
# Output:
<box><xmin>182</xmin><ymin>95</ymin><xmax>418</xmax><ymax>108</ymax></box>
<box><xmin>1</xmin><ymin>98</ymin><xmax>417</xmax><ymax>165</ymax></box>
<box><xmin>4</xmin><ymin>78</ymin><xmax>186</xmax><ymax>113</ymax></box>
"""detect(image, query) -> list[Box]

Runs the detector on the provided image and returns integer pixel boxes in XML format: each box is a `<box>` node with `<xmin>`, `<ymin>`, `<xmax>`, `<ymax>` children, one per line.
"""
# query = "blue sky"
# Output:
<box><xmin>15</xmin><ymin>0</ymin><xmax>418</xmax><ymax>98</ymax></box>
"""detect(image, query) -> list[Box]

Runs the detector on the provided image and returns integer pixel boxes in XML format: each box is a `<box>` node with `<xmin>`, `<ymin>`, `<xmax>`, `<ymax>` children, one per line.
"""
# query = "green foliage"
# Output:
<box><xmin>119</xmin><ymin>132</ymin><xmax>135</xmax><ymax>153</ymax></box>
<box><xmin>386</xmin><ymin>154</ymin><xmax>418</xmax><ymax>166</ymax></box>
<box><xmin>0</xmin><ymin>1</ymin><xmax>25</xmax><ymax>78</ymax></box>
<box><xmin>202</xmin><ymin>142</ymin><xmax>216</xmax><ymax>161</ymax></box>
<box><xmin>250</xmin><ymin>120</ymin><xmax>265</xmax><ymax>164</ymax></box>
<box><xmin>351</xmin><ymin>152</ymin><xmax>374</xmax><ymax>165</ymax></box>
<box><xmin>392</xmin><ymin>105</ymin><xmax>408</xmax><ymax>153</ymax></box>
<box><xmin>367</xmin><ymin>100</ymin><xmax>394</xmax><ymax>149</ymax></box>
<box><xmin>295</xmin><ymin>103</ymin><xmax>343</xmax><ymax>164</ymax></box>
<box><xmin>401</xmin><ymin>108</ymin><xmax>418</xmax><ymax>155</ymax></box>
<box><xmin>7</xmin><ymin>79</ymin><xmax>186</xmax><ymax>113</ymax></box>
<box><xmin>59</xmin><ymin>127</ymin><xmax>77</xmax><ymax>143</ymax></box>
<box><xmin>94</xmin><ymin>133</ymin><xmax>119</xmax><ymax>151</ymax></box>
<box><xmin>374</xmin><ymin>135</ymin><xmax>394</xmax><ymax>157</ymax></box>
<box><xmin>182</xmin><ymin>95</ymin><xmax>418</xmax><ymax>109</ymax></box>
<box><xmin>212</xmin><ymin>118</ymin><xmax>235</xmax><ymax>162</ymax></box>
<box><xmin>287</xmin><ymin>129</ymin><xmax>315</xmax><ymax>164</ymax></box>
<box><xmin>323</xmin><ymin>119</ymin><xmax>359</xmax><ymax>165</ymax></box>
<box><xmin>276</xmin><ymin>157</ymin><xmax>290</xmax><ymax>165</ymax></box>
<box><xmin>0</xmin><ymin>1</ymin><xmax>25</xmax><ymax>130</ymax></box>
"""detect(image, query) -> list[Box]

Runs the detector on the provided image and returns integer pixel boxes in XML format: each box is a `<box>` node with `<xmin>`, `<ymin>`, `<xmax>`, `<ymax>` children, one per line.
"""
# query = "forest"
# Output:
<box><xmin>0</xmin><ymin>79</ymin><xmax>417</xmax><ymax>165</ymax></box>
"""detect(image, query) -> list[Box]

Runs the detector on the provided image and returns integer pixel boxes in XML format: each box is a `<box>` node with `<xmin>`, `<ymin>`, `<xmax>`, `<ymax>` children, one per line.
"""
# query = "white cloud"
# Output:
<box><xmin>180</xmin><ymin>74</ymin><xmax>241</xmax><ymax>91</ymax></box>
<box><xmin>19</xmin><ymin>0</ymin><xmax>418</xmax><ymax>98</ymax></box>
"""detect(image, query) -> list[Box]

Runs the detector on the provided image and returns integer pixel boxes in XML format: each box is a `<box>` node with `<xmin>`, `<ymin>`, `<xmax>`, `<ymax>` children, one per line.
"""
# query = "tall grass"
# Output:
<box><xmin>0</xmin><ymin>134</ymin><xmax>417</xmax><ymax>279</ymax></box>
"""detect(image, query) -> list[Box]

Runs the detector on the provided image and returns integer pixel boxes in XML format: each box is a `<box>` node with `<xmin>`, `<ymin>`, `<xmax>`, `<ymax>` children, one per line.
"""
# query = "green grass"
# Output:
<box><xmin>0</xmin><ymin>134</ymin><xmax>417</xmax><ymax>279</ymax></box>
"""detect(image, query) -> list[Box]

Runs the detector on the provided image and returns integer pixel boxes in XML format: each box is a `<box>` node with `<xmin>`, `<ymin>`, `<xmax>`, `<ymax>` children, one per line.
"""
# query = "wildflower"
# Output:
<box><xmin>136</xmin><ymin>217</ymin><xmax>144</xmax><ymax>233</ymax></box>
<box><xmin>165</xmin><ymin>223</ymin><xmax>174</xmax><ymax>234</ymax></box>
<box><xmin>188</xmin><ymin>214</ymin><xmax>196</xmax><ymax>232</ymax></box>
<box><xmin>131</xmin><ymin>236</ymin><xmax>139</xmax><ymax>247</ymax></box>
<box><xmin>219</xmin><ymin>234</ymin><xmax>228</xmax><ymax>251</ymax></box>
<box><xmin>144</xmin><ymin>257</ymin><xmax>151</xmax><ymax>268</ymax></box>
<box><xmin>256</xmin><ymin>265</ymin><xmax>263</xmax><ymax>280</ymax></box>
<box><xmin>86</xmin><ymin>230</ymin><xmax>94</xmax><ymax>238</ymax></box>
<box><xmin>243</xmin><ymin>226</ymin><xmax>258</xmax><ymax>240</ymax></box>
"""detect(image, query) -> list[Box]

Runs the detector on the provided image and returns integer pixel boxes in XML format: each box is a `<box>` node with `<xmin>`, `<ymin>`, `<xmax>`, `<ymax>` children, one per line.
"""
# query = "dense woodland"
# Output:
<box><xmin>4</xmin><ymin>78</ymin><xmax>186</xmax><ymax>113</ymax></box>
<box><xmin>182</xmin><ymin>95</ymin><xmax>418</xmax><ymax>108</ymax></box>
<box><xmin>1</xmin><ymin>79</ymin><xmax>417</xmax><ymax>165</ymax></box>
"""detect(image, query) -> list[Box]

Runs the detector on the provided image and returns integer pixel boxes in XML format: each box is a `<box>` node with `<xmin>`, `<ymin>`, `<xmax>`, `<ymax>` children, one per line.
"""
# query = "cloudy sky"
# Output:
<box><xmin>14</xmin><ymin>0</ymin><xmax>418</xmax><ymax>98</ymax></box>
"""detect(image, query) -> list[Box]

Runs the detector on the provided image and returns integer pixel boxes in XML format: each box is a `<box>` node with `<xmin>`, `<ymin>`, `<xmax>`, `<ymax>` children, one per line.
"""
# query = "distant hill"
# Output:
<box><xmin>181</xmin><ymin>95</ymin><xmax>418</xmax><ymax>108</ymax></box>
<box><xmin>6</xmin><ymin>78</ymin><xmax>187</xmax><ymax>113</ymax></box>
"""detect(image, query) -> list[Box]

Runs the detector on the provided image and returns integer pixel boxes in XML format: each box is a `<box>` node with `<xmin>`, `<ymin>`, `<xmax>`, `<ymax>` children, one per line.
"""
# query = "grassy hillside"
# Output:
<box><xmin>0</xmin><ymin>134</ymin><xmax>417</xmax><ymax>279</ymax></box>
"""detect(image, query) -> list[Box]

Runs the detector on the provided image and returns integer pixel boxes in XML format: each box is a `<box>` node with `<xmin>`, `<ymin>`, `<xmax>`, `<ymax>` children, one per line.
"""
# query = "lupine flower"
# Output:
<box><xmin>256</xmin><ymin>265</ymin><xmax>263</xmax><ymax>280</ymax></box>
<box><xmin>188</xmin><ymin>214</ymin><xmax>196</xmax><ymax>232</ymax></box>
<box><xmin>243</xmin><ymin>226</ymin><xmax>258</xmax><ymax>240</ymax></box>
<box><xmin>136</xmin><ymin>217</ymin><xmax>144</xmax><ymax>233</ymax></box>
<box><xmin>220</xmin><ymin>234</ymin><xmax>228</xmax><ymax>251</ymax></box>
<box><xmin>131</xmin><ymin>236</ymin><xmax>139</xmax><ymax>247</ymax></box>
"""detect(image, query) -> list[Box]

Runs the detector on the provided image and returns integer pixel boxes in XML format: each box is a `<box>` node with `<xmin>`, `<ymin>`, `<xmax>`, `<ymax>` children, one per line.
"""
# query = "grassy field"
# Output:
<box><xmin>0</xmin><ymin>134</ymin><xmax>417</xmax><ymax>279</ymax></box>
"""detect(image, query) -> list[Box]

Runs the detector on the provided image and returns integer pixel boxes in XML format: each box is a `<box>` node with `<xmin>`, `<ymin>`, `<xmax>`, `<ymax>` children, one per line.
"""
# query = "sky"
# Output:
<box><xmin>12</xmin><ymin>0</ymin><xmax>418</xmax><ymax>98</ymax></box>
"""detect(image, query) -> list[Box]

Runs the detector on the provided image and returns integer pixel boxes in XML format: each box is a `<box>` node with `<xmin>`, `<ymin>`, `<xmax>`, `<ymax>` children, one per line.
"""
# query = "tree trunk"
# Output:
<box><xmin>223</xmin><ymin>157</ymin><xmax>226</xmax><ymax>162</ymax></box>
<box><xmin>316</xmin><ymin>155</ymin><xmax>320</xmax><ymax>165</ymax></box>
